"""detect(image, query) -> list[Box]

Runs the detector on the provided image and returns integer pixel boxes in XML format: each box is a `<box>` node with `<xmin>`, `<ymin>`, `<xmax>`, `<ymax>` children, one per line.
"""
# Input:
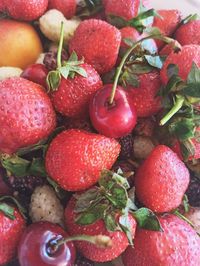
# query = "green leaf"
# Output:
<box><xmin>1</xmin><ymin>154</ymin><xmax>30</xmax><ymax>177</ymax></box>
<box><xmin>104</xmin><ymin>212</ymin><xmax>120</xmax><ymax>232</ymax></box>
<box><xmin>110</xmin><ymin>185</ymin><xmax>128</xmax><ymax>209</ymax></box>
<box><xmin>28</xmin><ymin>158</ymin><xmax>46</xmax><ymax>177</ymax></box>
<box><xmin>46</xmin><ymin>176</ymin><xmax>67</xmax><ymax>199</ymax></box>
<box><xmin>72</xmin><ymin>66</ymin><xmax>88</xmax><ymax>78</ymax></box>
<box><xmin>182</xmin><ymin>194</ymin><xmax>190</xmax><ymax>213</ymax></box>
<box><xmin>107</xmin><ymin>15</ymin><xmax>127</xmax><ymax>28</ymax></box>
<box><xmin>0</xmin><ymin>196</ymin><xmax>27</xmax><ymax>219</ymax></box>
<box><xmin>133</xmin><ymin>208</ymin><xmax>163</xmax><ymax>231</ymax></box>
<box><xmin>182</xmin><ymin>13</ymin><xmax>199</xmax><ymax>25</ymax></box>
<box><xmin>180</xmin><ymin>140</ymin><xmax>195</xmax><ymax>160</ymax></box>
<box><xmin>168</xmin><ymin>118</ymin><xmax>195</xmax><ymax>141</ymax></box>
<box><xmin>76</xmin><ymin>204</ymin><xmax>107</xmax><ymax>225</ymax></box>
<box><xmin>128</xmin><ymin>63</ymin><xmax>153</xmax><ymax>74</ymax></box>
<box><xmin>145</xmin><ymin>55</ymin><xmax>165</xmax><ymax>69</ymax></box>
<box><xmin>163</xmin><ymin>74</ymin><xmax>183</xmax><ymax>96</ymax></box>
<box><xmin>68</xmin><ymin>51</ymin><xmax>78</xmax><ymax>62</ymax></box>
<box><xmin>119</xmin><ymin>213</ymin><xmax>133</xmax><ymax>245</ymax></box>
<box><xmin>120</xmin><ymin>71</ymin><xmax>139</xmax><ymax>88</ymax></box>
<box><xmin>182</xmin><ymin>83</ymin><xmax>200</xmax><ymax>98</ymax></box>
<box><xmin>0</xmin><ymin>203</ymin><xmax>15</xmax><ymax>220</ymax></box>
<box><xmin>187</xmin><ymin>63</ymin><xmax>200</xmax><ymax>84</ymax></box>
<box><xmin>59</xmin><ymin>66</ymin><xmax>70</xmax><ymax>79</ymax></box>
<box><xmin>46</xmin><ymin>70</ymin><xmax>61</xmax><ymax>91</ymax></box>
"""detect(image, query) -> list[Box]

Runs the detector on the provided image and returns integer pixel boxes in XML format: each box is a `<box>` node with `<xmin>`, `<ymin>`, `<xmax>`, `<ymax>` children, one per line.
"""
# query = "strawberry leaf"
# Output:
<box><xmin>0</xmin><ymin>203</ymin><xmax>15</xmax><ymax>220</ymax></box>
<box><xmin>183</xmin><ymin>83</ymin><xmax>200</xmax><ymax>98</ymax></box>
<box><xmin>28</xmin><ymin>158</ymin><xmax>46</xmax><ymax>177</ymax></box>
<box><xmin>104</xmin><ymin>212</ymin><xmax>120</xmax><ymax>232</ymax></box>
<box><xmin>182</xmin><ymin>13</ymin><xmax>199</xmax><ymax>25</ymax></box>
<box><xmin>59</xmin><ymin>66</ymin><xmax>70</xmax><ymax>79</ymax></box>
<box><xmin>168</xmin><ymin>118</ymin><xmax>195</xmax><ymax>141</ymax></box>
<box><xmin>68</xmin><ymin>51</ymin><xmax>78</xmax><ymax>62</ymax></box>
<box><xmin>187</xmin><ymin>62</ymin><xmax>200</xmax><ymax>84</ymax></box>
<box><xmin>144</xmin><ymin>55</ymin><xmax>165</xmax><ymax>69</ymax></box>
<box><xmin>0</xmin><ymin>196</ymin><xmax>27</xmax><ymax>219</ymax></box>
<box><xmin>46</xmin><ymin>70</ymin><xmax>61</xmax><ymax>92</ymax></box>
<box><xmin>133</xmin><ymin>208</ymin><xmax>163</xmax><ymax>231</ymax></box>
<box><xmin>119</xmin><ymin>213</ymin><xmax>133</xmax><ymax>245</ymax></box>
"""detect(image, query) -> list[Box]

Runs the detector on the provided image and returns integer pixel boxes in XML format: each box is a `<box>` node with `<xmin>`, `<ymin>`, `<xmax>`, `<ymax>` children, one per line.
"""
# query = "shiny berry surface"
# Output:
<box><xmin>89</xmin><ymin>85</ymin><xmax>137</xmax><ymax>138</ymax></box>
<box><xmin>21</xmin><ymin>64</ymin><xmax>48</xmax><ymax>88</ymax></box>
<box><xmin>18</xmin><ymin>222</ymin><xmax>76</xmax><ymax>266</ymax></box>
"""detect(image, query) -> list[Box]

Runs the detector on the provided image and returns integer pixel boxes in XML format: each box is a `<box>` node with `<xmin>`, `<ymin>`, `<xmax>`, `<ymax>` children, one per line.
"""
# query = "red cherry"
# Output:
<box><xmin>89</xmin><ymin>84</ymin><xmax>137</xmax><ymax>138</ymax></box>
<box><xmin>18</xmin><ymin>222</ymin><xmax>76</xmax><ymax>266</ymax></box>
<box><xmin>21</xmin><ymin>64</ymin><xmax>48</xmax><ymax>89</ymax></box>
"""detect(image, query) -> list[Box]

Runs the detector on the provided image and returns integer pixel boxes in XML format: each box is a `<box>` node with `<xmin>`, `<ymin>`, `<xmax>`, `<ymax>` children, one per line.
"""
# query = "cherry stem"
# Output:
<box><xmin>174</xmin><ymin>210</ymin><xmax>194</xmax><ymax>227</ymax></box>
<box><xmin>51</xmin><ymin>234</ymin><xmax>112</xmax><ymax>251</ymax></box>
<box><xmin>109</xmin><ymin>33</ymin><xmax>179</xmax><ymax>105</ymax></box>
<box><xmin>57</xmin><ymin>22</ymin><xmax>64</xmax><ymax>69</ymax></box>
<box><xmin>160</xmin><ymin>95</ymin><xmax>185</xmax><ymax>126</ymax></box>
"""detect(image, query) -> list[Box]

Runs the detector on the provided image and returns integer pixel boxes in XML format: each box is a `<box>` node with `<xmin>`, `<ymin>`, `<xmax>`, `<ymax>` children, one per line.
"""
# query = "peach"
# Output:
<box><xmin>0</xmin><ymin>19</ymin><xmax>43</xmax><ymax>69</ymax></box>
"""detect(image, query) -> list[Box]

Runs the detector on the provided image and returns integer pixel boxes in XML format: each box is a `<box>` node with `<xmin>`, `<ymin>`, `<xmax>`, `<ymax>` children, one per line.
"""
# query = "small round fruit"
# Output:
<box><xmin>0</xmin><ymin>20</ymin><xmax>43</xmax><ymax>69</ymax></box>
<box><xmin>89</xmin><ymin>85</ymin><xmax>137</xmax><ymax>138</ymax></box>
<box><xmin>18</xmin><ymin>222</ymin><xmax>76</xmax><ymax>266</ymax></box>
<box><xmin>21</xmin><ymin>64</ymin><xmax>48</xmax><ymax>88</ymax></box>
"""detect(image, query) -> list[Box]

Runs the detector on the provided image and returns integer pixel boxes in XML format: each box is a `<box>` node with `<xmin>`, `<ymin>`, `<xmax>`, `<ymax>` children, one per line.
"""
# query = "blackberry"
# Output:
<box><xmin>118</xmin><ymin>134</ymin><xmax>133</xmax><ymax>160</ymax></box>
<box><xmin>43</xmin><ymin>50</ymin><xmax>68</xmax><ymax>71</ymax></box>
<box><xmin>74</xmin><ymin>254</ymin><xmax>94</xmax><ymax>266</ymax></box>
<box><xmin>6</xmin><ymin>175</ymin><xmax>45</xmax><ymax>194</ymax></box>
<box><xmin>186</xmin><ymin>176</ymin><xmax>200</xmax><ymax>207</ymax></box>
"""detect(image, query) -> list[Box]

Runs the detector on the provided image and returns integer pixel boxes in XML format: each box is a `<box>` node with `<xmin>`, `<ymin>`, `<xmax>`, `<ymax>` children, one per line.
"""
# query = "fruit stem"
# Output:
<box><xmin>160</xmin><ymin>95</ymin><xmax>185</xmax><ymax>126</ymax></box>
<box><xmin>51</xmin><ymin>234</ymin><xmax>112</xmax><ymax>252</ymax></box>
<box><xmin>174</xmin><ymin>210</ymin><xmax>194</xmax><ymax>227</ymax></box>
<box><xmin>109</xmin><ymin>33</ymin><xmax>171</xmax><ymax>105</ymax></box>
<box><xmin>57</xmin><ymin>22</ymin><xmax>64</xmax><ymax>69</ymax></box>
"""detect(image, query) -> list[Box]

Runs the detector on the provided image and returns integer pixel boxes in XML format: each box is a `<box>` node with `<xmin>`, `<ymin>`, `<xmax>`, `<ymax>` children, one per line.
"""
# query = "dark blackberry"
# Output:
<box><xmin>118</xmin><ymin>134</ymin><xmax>133</xmax><ymax>160</ymax></box>
<box><xmin>43</xmin><ymin>50</ymin><xmax>68</xmax><ymax>71</ymax></box>
<box><xmin>6</xmin><ymin>175</ymin><xmax>45</xmax><ymax>194</ymax></box>
<box><xmin>186</xmin><ymin>176</ymin><xmax>200</xmax><ymax>207</ymax></box>
<box><xmin>74</xmin><ymin>254</ymin><xmax>94</xmax><ymax>266</ymax></box>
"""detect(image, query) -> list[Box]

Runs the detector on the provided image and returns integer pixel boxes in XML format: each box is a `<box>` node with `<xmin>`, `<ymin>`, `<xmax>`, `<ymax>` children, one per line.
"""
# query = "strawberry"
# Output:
<box><xmin>120</xmin><ymin>27</ymin><xmax>140</xmax><ymax>48</ymax></box>
<box><xmin>48</xmin><ymin>0</ymin><xmax>76</xmax><ymax>19</ymax></box>
<box><xmin>135</xmin><ymin>145</ymin><xmax>190</xmax><ymax>213</ymax></box>
<box><xmin>51</xmin><ymin>63</ymin><xmax>102</xmax><ymax>118</ymax></box>
<box><xmin>175</xmin><ymin>20</ymin><xmax>200</xmax><ymax>46</ymax></box>
<box><xmin>160</xmin><ymin>40</ymin><xmax>181</xmax><ymax>56</ymax></box>
<box><xmin>0</xmin><ymin>203</ymin><xmax>26</xmax><ymax>265</ymax></box>
<box><xmin>69</xmin><ymin>19</ymin><xmax>121</xmax><ymax>74</ymax></box>
<box><xmin>128</xmin><ymin>70</ymin><xmax>162</xmax><ymax>117</ymax></box>
<box><xmin>45</xmin><ymin>129</ymin><xmax>120</xmax><ymax>191</ymax></box>
<box><xmin>160</xmin><ymin>45</ymin><xmax>200</xmax><ymax>85</ymax></box>
<box><xmin>0</xmin><ymin>77</ymin><xmax>56</xmax><ymax>154</ymax></box>
<box><xmin>6</xmin><ymin>0</ymin><xmax>48</xmax><ymax>21</ymax></box>
<box><xmin>153</xmin><ymin>9</ymin><xmax>182</xmax><ymax>49</ymax></box>
<box><xmin>0</xmin><ymin>0</ymin><xmax>6</xmax><ymax>12</ymax></box>
<box><xmin>104</xmin><ymin>0</ymin><xmax>140</xmax><ymax>21</ymax></box>
<box><xmin>122</xmin><ymin>214</ymin><xmax>200</xmax><ymax>266</ymax></box>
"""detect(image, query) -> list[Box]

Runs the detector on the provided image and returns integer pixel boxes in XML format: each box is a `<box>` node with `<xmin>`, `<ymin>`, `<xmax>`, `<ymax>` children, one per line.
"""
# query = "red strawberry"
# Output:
<box><xmin>45</xmin><ymin>129</ymin><xmax>120</xmax><ymax>191</ymax></box>
<box><xmin>128</xmin><ymin>70</ymin><xmax>162</xmax><ymax>117</ymax></box>
<box><xmin>160</xmin><ymin>40</ymin><xmax>181</xmax><ymax>56</ymax></box>
<box><xmin>175</xmin><ymin>20</ymin><xmax>200</xmax><ymax>46</ymax></box>
<box><xmin>161</xmin><ymin>45</ymin><xmax>200</xmax><ymax>85</ymax></box>
<box><xmin>51</xmin><ymin>63</ymin><xmax>102</xmax><ymax>118</ymax></box>
<box><xmin>120</xmin><ymin>27</ymin><xmax>140</xmax><ymax>48</ymax></box>
<box><xmin>122</xmin><ymin>214</ymin><xmax>200</xmax><ymax>266</ymax></box>
<box><xmin>0</xmin><ymin>77</ymin><xmax>56</xmax><ymax>154</ymax></box>
<box><xmin>0</xmin><ymin>0</ymin><xmax>6</xmax><ymax>12</ymax></box>
<box><xmin>69</xmin><ymin>19</ymin><xmax>121</xmax><ymax>74</ymax></box>
<box><xmin>6</xmin><ymin>0</ymin><xmax>48</xmax><ymax>21</ymax></box>
<box><xmin>135</xmin><ymin>145</ymin><xmax>190</xmax><ymax>213</ymax></box>
<box><xmin>0</xmin><ymin>169</ymin><xmax>12</xmax><ymax>196</ymax></box>
<box><xmin>65</xmin><ymin>196</ymin><xmax>136</xmax><ymax>262</ymax></box>
<box><xmin>153</xmin><ymin>9</ymin><xmax>182</xmax><ymax>49</ymax></box>
<box><xmin>104</xmin><ymin>0</ymin><xmax>140</xmax><ymax>21</ymax></box>
<box><xmin>0</xmin><ymin>204</ymin><xmax>26</xmax><ymax>265</ymax></box>
<box><xmin>48</xmin><ymin>0</ymin><xmax>76</xmax><ymax>19</ymax></box>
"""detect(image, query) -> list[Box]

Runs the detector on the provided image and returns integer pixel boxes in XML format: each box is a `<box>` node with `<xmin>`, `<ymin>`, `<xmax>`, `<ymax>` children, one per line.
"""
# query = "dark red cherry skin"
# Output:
<box><xmin>18</xmin><ymin>222</ymin><xmax>76</xmax><ymax>266</ymax></box>
<box><xmin>0</xmin><ymin>168</ymin><xmax>12</xmax><ymax>195</ymax></box>
<box><xmin>21</xmin><ymin>64</ymin><xmax>48</xmax><ymax>89</ymax></box>
<box><xmin>89</xmin><ymin>84</ymin><xmax>137</xmax><ymax>138</ymax></box>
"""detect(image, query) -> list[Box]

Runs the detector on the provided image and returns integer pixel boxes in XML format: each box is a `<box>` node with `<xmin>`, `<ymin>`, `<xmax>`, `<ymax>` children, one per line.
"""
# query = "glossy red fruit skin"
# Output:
<box><xmin>120</xmin><ymin>27</ymin><xmax>140</xmax><ymax>48</ymax></box>
<box><xmin>0</xmin><ymin>208</ymin><xmax>26</xmax><ymax>266</ymax></box>
<box><xmin>135</xmin><ymin>145</ymin><xmax>190</xmax><ymax>213</ymax></box>
<box><xmin>122</xmin><ymin>214</ymin><xmax>200</xmax><ymax>266</ymax></box>
<box><xmin>0</xmin><ymin>77</ymin><xmax>56</xmax><ymax>154</ymax></box>
<box><xmin>48</xmin><ymin>0</ymin><xmax>76</xmax><ymax>19</ymax></box>
<box><xmin>6</xmin><ymin>0</ymin><xmax>48</xmax><ymax>21</ymax></box>
<box><xmin>161</xmin><ymin>45</ymin><xmax>200</xmax><ymax>85</ymax></box>
<box><xmin>175</xmin><ymin>20</ymin><xmax>200</xmax><ymax>46</ymax></box>
<box><xmin>51</xmin><ymin>63</ymin><xmax>102</xmax><ymax>118</ymax></box>
<box><xmin>104</xmin><ymin>0</ymin><xmax>140</xmax><ymax>21</ymax></box>
<box><xmin>65</xmin><ymin>197</ymin><xmax>136</xmax><ymax>262</ymax></box>
<box><xmin>18</xmin><ymin>222</ymin><xmax>76</xmax><ymax>266</ymax></box>
<box><xmin>128</xmin><ymin>71</ymin><xmax>162</xmax><ymax>117</ymax></box>
<box><xmin>0</xmin><ymin>0</ymin><xmax>6</xmax><ymax>11</ymax></box>
<box><xmin>21</xmin><ymin>64</ymin><xmax>48</xmax><ymax>89</ymax></box>
<box><xmin>153</xmin><ymin>9</ymin><xmax>182</xmax><ymax>49</ymax></box>
<box><xmin>89</xmin><ymin>85</ymin><xmax>137</xmax><ymax>138</ymax></box>
<box><xmin>69</xmin><ymin>19</ymin><xmax>121</xmax><ymax>74</ymax></box>
<box><xmin>45</xmin><ymin>129</ymin><xmax>120</xmax><ymax>191</ymax></box>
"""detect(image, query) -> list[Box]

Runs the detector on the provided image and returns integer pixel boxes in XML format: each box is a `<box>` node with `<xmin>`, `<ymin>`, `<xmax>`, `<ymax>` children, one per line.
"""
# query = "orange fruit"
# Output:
<box><xmin>0</xmin><ymin>19</ymin><xmax>43</xmax><ymax>69</ymax></box>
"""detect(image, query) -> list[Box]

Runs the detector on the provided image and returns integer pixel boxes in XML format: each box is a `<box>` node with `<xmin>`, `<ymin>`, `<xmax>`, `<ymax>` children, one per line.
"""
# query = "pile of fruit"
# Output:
<box><xmin>0</xmin><ymin>0</ymin><xmax>200</xmax><ymax>265</ymax></box>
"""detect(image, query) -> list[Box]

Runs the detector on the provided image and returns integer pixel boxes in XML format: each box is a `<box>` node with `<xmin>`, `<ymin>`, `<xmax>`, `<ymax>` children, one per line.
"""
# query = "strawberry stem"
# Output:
<box><xmin>160</xmin><ymin>95</ymin><xmax>185</xmax><ymax>126</ymax></box>
<box><xmin>57</xmin><ymin>22</ymin><xmax>64</xmax><ymax>69</ymax></box>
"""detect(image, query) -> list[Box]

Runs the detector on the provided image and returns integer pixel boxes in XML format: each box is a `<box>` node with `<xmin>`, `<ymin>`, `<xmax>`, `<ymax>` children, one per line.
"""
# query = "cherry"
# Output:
<box><xmin>21</xmin><ymin>64</ymin><xmax>48</xmax><ymax>89</ymax></box>
<box><xmin>89</xmin><ymin>84</ymin><xmax>137</xmax><ymax>138</ymax></box>
<box><xmin>18</xmin><ymin>222</ymin><xmax>76</xmax><ymax>266</ymax></box>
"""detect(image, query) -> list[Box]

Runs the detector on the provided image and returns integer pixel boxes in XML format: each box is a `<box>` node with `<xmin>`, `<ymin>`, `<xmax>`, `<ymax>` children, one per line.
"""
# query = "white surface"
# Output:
<box><xmin>151</xmin><ymin>0</ymin><xmax>200</xmax><ymax>15</ymax></box>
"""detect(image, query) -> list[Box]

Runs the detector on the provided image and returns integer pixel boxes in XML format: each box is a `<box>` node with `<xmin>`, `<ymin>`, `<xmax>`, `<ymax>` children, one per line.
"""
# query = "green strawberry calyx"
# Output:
<box><xmin>74</xmin><ymin>169</ymin><xmax>163</xmax><ymax>245</ymax></box>
<box><xmin>46</xmin><ymin>22</ymin><xmax>87</xmax><ymax>92</ymax></box>
<box><xmin>0</xmin><ymin>196</ymin><xmax>27</xmax><ymax>220</ymax></box>
<box><xmin>159</xmin><ymin>63</ymin><xmax>200</xmax><ymax>159</ymax></box>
